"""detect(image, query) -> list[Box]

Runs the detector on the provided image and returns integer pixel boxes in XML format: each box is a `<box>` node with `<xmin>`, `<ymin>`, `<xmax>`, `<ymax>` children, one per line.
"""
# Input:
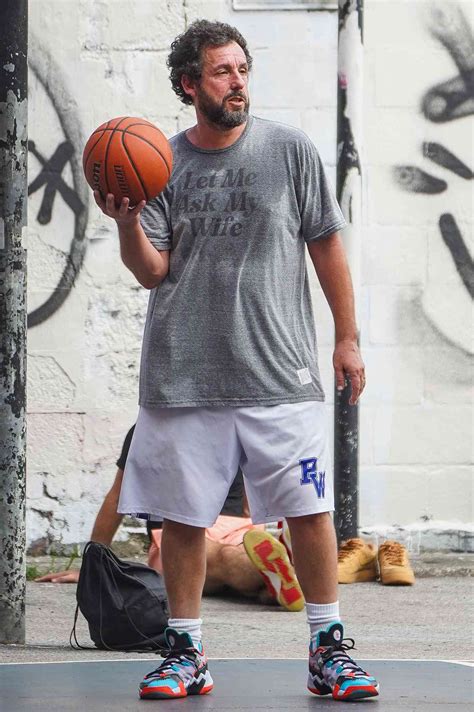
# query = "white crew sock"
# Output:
<box><xmin>306</xmin><ymin>601</ymin><xmax>340</xmax><ymax>641</ymax></box>
<box><xmin>168</xmin><ymin>617</ymin><xmax>202</xmax><ymax>649</ymax></box>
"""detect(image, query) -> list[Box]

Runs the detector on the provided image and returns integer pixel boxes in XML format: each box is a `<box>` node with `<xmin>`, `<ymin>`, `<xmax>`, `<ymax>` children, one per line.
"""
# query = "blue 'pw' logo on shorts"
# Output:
<box><xmin>300</xmin><ymin>458</ymin><xmax>326</xmax><ymax>498</ymax></box>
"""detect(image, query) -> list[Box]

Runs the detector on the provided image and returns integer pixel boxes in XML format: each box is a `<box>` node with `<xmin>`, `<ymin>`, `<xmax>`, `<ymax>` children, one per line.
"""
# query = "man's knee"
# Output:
<box><xmin>163</xmin><ymin>518</ymin><xmax>206</xmax><ymax>539</ymax></box>
<box><xmin>287</xmin><ymin>511</ymin><xmax>333</xmax><ymax>528</ymax></box>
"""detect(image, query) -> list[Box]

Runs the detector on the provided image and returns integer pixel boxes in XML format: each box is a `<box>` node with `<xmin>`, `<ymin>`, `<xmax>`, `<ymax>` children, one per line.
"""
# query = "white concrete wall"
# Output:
<box><xmin>26</xmin><ymin>0</ymin><xmax>472</xmax><ymax>551</ymax></box>
<box><xmin>359</xmin><ymin>0</ymin><xmax>473</xmax><ymax>551</ymax></box>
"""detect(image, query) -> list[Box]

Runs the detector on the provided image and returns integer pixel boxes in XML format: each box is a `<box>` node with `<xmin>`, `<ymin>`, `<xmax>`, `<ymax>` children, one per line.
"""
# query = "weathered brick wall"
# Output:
<box><xmin>26</xmin><ymin>0</ymin><xmax>472</xmax><ymax>551</ymax></box>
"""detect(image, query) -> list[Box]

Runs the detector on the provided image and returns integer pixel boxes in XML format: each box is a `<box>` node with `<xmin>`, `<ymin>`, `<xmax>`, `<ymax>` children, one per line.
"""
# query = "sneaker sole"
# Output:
<box><xmin>308</xmin><ymin>684</ymin><xmax>380</xmax><ymax>700</ymax></box>
<box><xmin>338</xmin><ymin>561</ymin><xmax>378</xmax><ymax>584</ymax></box>
<box><xmin>380</xmin><ymin>571</ymin><xmax>415</xmax><ymax>585</ymax></box>
<box><xmin>333</xmin><ymin>682</ymin><xmax>380</xmax><ymax>700</ymax></box>
<box><xmin>139</xmin><ymin>686</ymin><xmax>213</xmax><ymax>700</ymax></box>
<box><xmin>308</xmin><ymin>685</ymin><xmax>332</xmax><ymax>696</ymax></box>
<box><xmin>243</xmin><ymin>530</ymin><xmax>305</xmax><ymax>612</ymax></box>
<box><xmin>139</xmin><ymin>672</ymin><xmax>213</xmax><ymax>699</ymax></box>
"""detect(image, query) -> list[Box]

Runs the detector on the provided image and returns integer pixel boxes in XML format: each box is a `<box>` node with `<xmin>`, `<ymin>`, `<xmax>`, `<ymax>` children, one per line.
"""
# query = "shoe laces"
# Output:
<box><xmin>380</xmin><ymin>542</ymin><xmax>406</xmax><ymax>565</ymax></box>
<box><xmin>320</xmin><ymin>638</ymin><xmax>369</xmax><ymax>678</ymax></box>
<box><xmin>144</xmin><ymin>646</ymin><xmax>200</xmax><ymax>682</ymax></box>
<box><xmin>338</xmin><ymin>539</ymin><xmax>364</xmax><ymax>562</ymax></box>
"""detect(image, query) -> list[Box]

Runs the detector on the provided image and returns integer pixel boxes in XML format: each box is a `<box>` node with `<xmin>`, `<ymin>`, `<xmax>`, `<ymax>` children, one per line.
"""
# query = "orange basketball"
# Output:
<box><xmin>83</xmin><ymin>116</ymin><xmax>173</xmax><ymax>206</ymax></box>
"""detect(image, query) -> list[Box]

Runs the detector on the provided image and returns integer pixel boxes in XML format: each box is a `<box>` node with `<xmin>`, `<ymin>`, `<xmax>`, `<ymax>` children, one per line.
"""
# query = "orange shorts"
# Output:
<box><xmin>147</xmin><ymin>515</ymin><xmax>264</xmax><ymax>574</ymax></box>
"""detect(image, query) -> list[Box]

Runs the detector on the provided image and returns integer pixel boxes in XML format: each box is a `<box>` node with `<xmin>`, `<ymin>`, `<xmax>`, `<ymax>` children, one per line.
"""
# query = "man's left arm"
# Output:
<box><xmin>307</xmin><ymin>232</ymin><xmax>366</xmax><ymax>405</ymax></box>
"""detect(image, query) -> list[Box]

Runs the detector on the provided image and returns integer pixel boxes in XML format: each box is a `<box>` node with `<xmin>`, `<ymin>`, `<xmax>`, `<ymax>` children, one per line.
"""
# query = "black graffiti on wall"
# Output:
<box><xmin>28</xmin><ymin>35</ymin><xmax>89</xmax><ymax>328</ymax></box>
<box><xmin>28</xmin><ymin>140</ymin><xmax>84</xmax><ymax>225</ymax></box>
<box><xmin>439</xmin><ymin>214</ymin><xmax>474</xmax><ymax>299</ymax></box>
<box><xmin>393</xmin><ymin>141</ymin><xmax>473</xmax><ymax>194</ymax></box>
<box><xmin>392</xmin><ymin>5</ymin><xmax>473</xmax><ymax>307</ymax></box>
<box><xmin>422</xmin><ymin>6</ymin><xmax>474</xmax><ymax>123</ymax></box>
<box><xmin>422</xmin><ymin>141</ymin><xmax>473</xmax><ymax>180</ymax></box>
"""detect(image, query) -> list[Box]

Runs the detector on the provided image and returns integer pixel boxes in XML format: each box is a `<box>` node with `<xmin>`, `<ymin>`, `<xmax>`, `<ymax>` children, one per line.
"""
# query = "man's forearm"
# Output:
<box><xmin>89</xmin><ymin>468</ymin><xmax>125</xmax><ymax>545</ymax></box>
<box><xmin>118</xmin><ymin>219</ymin><xmax>169</xmax><ymax>289</ymax></box>
<box><xmin>307</xmin><ymin>233</ymin><xmax>358</xmax><ymax>343</ymax></box>
<box><xmin>90</xmin><ymin>489</ymin><xmax>124</xmax><ymax>545</ymax></box>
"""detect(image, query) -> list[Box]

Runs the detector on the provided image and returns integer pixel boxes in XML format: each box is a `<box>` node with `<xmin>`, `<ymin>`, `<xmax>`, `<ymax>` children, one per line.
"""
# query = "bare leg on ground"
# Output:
<box><xmin>204</xmin><ymin>540</ymin><xmax>265</xmax><ymax>597</ymax></box>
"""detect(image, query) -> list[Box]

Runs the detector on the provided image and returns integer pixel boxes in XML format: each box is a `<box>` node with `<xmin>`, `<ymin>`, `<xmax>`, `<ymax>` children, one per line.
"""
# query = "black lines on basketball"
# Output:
<box><xmin>83</xmin><ymin>130</ymin><xmax>108</xmax><ymax>181</ymax></box>
<box><xmin>124</xmin><ymin>129</ymin><xmax>172</xmax><ymax>178</ymax></box>
<box><xmin>120</xmin><ymin>130</ymin><xmax>150</xmax><ymax>202</ymax></box>
<box><xmin>103</xmin><ymin>117</ymin><xmax>129</xmax><ymax>195</ymax></box>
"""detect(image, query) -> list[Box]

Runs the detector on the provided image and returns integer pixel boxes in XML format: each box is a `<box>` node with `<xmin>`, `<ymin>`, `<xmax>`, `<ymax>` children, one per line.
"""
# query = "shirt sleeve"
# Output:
<box><xmin>298</xmin><ymin>138</ymin><xmax>346</xmax><ymax>242</ymax></box>
<box><xmin>140</xmin><ymin>191</ymin><xmax>172</xmax><ymax>251</ymax></box>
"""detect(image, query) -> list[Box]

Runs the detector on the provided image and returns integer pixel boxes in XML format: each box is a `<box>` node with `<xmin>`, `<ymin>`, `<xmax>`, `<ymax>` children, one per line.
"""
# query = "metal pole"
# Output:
<box><xmin>0</xmin><ymin>0</ymin><xmax>28</xmax><ymax>644</ymax></box>
<box><xmin>334</xmin><ymin>0</ymin><xmax>363</xmax><ymax>543</ymax></box>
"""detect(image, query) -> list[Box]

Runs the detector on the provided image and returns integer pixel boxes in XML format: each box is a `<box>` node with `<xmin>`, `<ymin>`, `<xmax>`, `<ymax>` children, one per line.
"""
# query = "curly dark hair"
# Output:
<box><xmin>167</xmin><ymin>19</ymin><xmax>253</xmax><ymax>106</ymax></box>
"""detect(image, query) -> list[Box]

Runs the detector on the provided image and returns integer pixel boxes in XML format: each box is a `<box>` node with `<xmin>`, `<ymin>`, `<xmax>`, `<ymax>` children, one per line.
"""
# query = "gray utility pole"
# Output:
<box><xmin>334</xmin><ymin>0</ymin><xmax>364</xmax><ymax>543</ymax></box>
<box><xmin>0</xmin><ymin>0</ymin><xmax>28</xmax><ymax>644</ymax></box>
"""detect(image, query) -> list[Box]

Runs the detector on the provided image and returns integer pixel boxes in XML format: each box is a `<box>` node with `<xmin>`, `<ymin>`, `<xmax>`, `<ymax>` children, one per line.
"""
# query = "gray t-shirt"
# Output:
<box><xmin>139</xmin><ymin>116</ymin><xmax>345</xmax><ymax>407</ymax></box>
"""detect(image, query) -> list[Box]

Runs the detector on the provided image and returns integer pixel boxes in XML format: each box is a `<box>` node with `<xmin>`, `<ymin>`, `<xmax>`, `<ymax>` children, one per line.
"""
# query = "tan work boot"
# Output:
<box><xmin>378</xmin><ymin>540</ymin><xmax>415</xmax><ymax>585</ymax></box>
<box><xmin>337</xmin><ymin>538</ymin><xmax>378</xmax><ymax>584</ymax></box>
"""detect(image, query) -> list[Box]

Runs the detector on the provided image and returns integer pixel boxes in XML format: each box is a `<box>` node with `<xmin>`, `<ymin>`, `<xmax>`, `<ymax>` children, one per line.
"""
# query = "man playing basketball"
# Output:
<box><xmin>94</xmin><ymin>19</ymin><xmax>378</xmax><ymax>702</ymax></box>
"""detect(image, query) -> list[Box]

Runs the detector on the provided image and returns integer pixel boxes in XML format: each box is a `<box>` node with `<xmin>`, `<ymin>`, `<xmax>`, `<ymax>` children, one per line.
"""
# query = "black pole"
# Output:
<box><xmin>334</xmin><ymin>384</ymin><xmax>359</xmax><ymax>542</ymax></box>
<box><xmin>334</xmin><ymin>0</ymin><xmax>363</xmax><ymax>543</ymax></box>
<box><xmin>0</xmin><ymin>0</ymin><xmax>28</xmax><ymax>644</ymax></box>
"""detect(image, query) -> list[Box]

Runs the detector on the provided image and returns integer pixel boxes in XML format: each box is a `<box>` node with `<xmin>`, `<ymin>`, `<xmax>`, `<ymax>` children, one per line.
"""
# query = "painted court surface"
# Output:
<box><xmin>0</xmin><ymin>658</ymin><xmax>472</xmax><ymax>710</ymax></box>
<box><xmin>1</xmin><ymin>578</ymin><xmax>472</xmax><ymax>710</ymax></box>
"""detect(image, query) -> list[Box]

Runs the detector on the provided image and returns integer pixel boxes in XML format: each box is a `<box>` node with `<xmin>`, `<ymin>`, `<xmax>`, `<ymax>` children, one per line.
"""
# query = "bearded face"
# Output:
<box><xmin>195</xmin><ymin>84</ymin><xmax>250</xmax><ymax>130</ymax></box>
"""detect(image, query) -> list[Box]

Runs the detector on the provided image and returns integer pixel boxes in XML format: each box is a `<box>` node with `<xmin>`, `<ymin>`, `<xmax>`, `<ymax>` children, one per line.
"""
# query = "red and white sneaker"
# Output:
<box><xmin>277</xmin><ymin>519</ymin><xmax>294</xmax><ymax>564</ymax></box>
<box><xmin>243</xmin><ymin>529</ymin><xmax>304</xmax><ymax>612</ymax></box>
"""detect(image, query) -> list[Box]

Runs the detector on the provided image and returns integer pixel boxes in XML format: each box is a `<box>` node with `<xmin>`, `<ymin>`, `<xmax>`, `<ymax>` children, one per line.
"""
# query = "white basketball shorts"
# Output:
<box><xmin>118</xmin><ymin>401</ymin><xmax>333</xmax><ymax>527</ymax></box>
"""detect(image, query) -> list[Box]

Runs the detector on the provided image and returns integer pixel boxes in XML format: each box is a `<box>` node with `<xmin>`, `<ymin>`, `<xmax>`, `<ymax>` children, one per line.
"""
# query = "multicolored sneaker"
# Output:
<box><xmin>139</xmin><ymin>628</ymin><xmax>213</xmax><ymax>700</ymax></box>
<box><xmin>243</xmin><ymin>529</ymin><xmax>304</xmax><ymax>612</ymax></box>
<box><xmin>308</xmin><ymin>622</ymin><xmax>379</xmax><ymax>701</ymax></box>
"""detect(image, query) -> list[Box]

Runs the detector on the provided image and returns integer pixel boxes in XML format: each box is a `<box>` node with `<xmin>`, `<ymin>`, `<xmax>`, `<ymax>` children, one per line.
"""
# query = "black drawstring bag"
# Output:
<box><xmin>70</xmin><ymin>541</ymin><xmax>168</xmax><ymax>652</ymax></box>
